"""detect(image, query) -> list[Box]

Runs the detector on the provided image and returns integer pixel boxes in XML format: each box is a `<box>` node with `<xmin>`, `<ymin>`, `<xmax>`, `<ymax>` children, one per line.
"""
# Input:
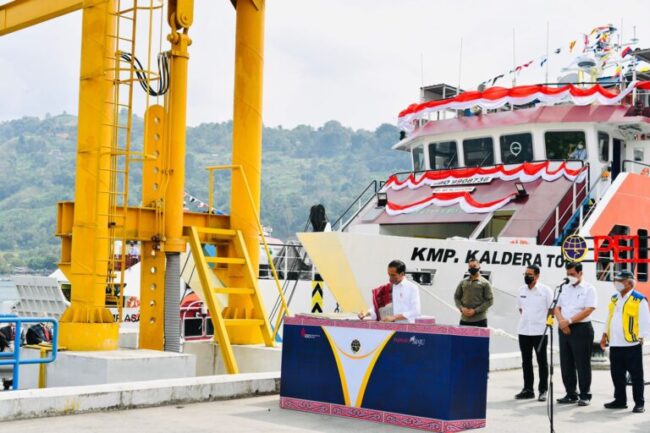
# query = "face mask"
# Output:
<box><xmin>577</xmin><ymin>144</ymin><xmax>584</xmax><ymax>150</ymax></box>
<box><xmin>614</xmin><ymin>281</ymin><xmax>625</xmax><ymax>292</ymax></box>
<box><xmin>524</xmin><ymin>275</ymin><xmax>534</xmax><ymax>285</ymax></box>
<box><xmin>468</xmin><ymin>268</ymin><xmax>479</xmax><ymax>275</ymax></box>
<box><xmin>567</xmin><ymin>276</ymin><xmax>578</xmax><ymax>285</ymax></box>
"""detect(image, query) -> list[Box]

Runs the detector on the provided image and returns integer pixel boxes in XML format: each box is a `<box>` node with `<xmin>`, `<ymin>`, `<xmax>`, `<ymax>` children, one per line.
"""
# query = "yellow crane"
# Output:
<box><xmin>0</xmin><ymin>0</ymin><xmax>288</xmax><ymax>373</ymax></box>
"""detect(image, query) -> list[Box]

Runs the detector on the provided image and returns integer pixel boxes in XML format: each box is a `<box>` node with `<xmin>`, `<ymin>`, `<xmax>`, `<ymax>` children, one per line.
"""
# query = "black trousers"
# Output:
<box><xmin>519</xmin><ymin>334</ymin><xmax>548</xmax><ymax>393</ymax></box>
<box><xmin>558</xmin><ymin>322</ymin><xmax>594</xmax><ymax>399</ymax></box>
<box><xmin>460</xmin><ymin>319</ymin><xmax>488</xmax><ymax>327</ymax></box>
<box><xmin>610</xmin><ymin>344</ymin><xmax>645</xmax><ymax>406</ymax></box>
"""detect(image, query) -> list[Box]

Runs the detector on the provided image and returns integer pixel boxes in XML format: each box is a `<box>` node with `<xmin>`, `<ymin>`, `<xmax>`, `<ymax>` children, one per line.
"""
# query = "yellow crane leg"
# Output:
<box><xmin>139</xmin><ymin>105</ymin><xmax>167</xmax><ymax>351</ymax></box>
<box><xmin>228</xmin><ymin>0</ymin><xmax>266</xmax><ymax>344</ymax></box>
<box><xmin>161</xmin><ymin>0</ymin><xmax>194</xmax><ymax>352</ymax></box>
<box><xmin>163</xmin><ymin>7</ymin><xmax>191</xmax><ymax>254</ymax></box>
<box><xmin>59</xmin><ymin>0</ymin><xmax>118</xmax><ymax>351</ymax></box>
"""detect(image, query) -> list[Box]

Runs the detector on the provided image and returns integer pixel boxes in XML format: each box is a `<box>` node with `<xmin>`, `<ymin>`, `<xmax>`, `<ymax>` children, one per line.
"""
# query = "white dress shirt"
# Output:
<box><xmin>369</xmin><ymin>278</ymin><xmax>421</xmax><ymax>323</ymax></box>
<box><xmin>556</xmin><ymin>280</ymin><xmax>597</xmax><ymax>322</ymax></box>
<box><xmin>517</xmin><ymin>283</ymin><xmax>554</xmax><ymax>336</ymax></box>
<box><xmin>608</xmin><ymin>291</ymin><xmax>650</xmax><ymax>347</ymax></box>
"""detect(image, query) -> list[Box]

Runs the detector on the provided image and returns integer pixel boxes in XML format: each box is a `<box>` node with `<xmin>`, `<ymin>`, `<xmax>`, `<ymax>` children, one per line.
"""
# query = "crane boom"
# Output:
<box><xmin>0</xmin><ymin>0</ymin><xmax>82</xmax><ymax>36</ymax></box>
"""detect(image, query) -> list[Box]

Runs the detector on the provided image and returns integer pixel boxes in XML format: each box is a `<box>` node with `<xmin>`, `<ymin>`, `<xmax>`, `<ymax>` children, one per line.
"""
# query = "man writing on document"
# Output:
<box><xmin>358</xmin><ymin>260</ymin><xmax>421</xmax><ymax>323</ymax></box>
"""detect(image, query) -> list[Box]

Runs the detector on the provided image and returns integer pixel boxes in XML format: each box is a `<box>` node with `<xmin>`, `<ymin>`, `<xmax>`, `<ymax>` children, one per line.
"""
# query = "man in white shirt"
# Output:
<box><xmin>555</xmin><ymin>262</ymin><xmax>598</xmax><ymax>406</ymax></box>
<box><xmin>515</xmin><ymin>265</ymin><xmax>554</xmax><ymax>402</ymax></box>
<box><xmin>358</xmin><ymin>260</ymin><xmax>421</xmax><ymax>323</ymax></box>
<box><xmin>600</xmin><ymin>270</ymin><xmax>650</xmax><ymax>413</ymax></box>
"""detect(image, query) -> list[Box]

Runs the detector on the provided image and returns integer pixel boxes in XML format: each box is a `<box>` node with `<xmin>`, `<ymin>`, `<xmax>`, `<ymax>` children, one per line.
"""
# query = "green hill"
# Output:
<box><xmin>0</xmin><ymin>114</ymin><xmax>408</xmax><ymax>273</ymax></box>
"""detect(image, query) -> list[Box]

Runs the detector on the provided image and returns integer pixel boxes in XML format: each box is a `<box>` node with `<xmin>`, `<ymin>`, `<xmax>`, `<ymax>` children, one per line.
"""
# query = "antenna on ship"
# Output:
<box><xmin>512</xmin><ymin>27</ymin><xmax>517</xmax><ymax>87</ymax></box>
<box><xmin>457</xmin><ymin>37</ymin><xmax>463</xmax><ymax>96</ymax></box>
<box><xmin>420</xmin><ymin>52</ymin><xmax>424</xmax><ymax>89</ymax></box>
<box><xmin>545</xmin><ymin>22</ymin><xmax>550</xmax><ymax>84</ymax></box>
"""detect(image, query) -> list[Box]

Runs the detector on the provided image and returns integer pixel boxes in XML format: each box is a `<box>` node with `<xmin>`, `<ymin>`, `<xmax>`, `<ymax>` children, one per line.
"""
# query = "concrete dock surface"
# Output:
<box><xmin>1</xmin><ymin>358</ymin><xmax>649</xmax><ymax>433</ymax></box>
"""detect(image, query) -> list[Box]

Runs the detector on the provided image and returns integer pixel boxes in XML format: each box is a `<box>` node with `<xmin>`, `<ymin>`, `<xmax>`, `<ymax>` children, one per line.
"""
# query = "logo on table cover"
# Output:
<box><xmin>393</xmin><ymin>335</ymin><xmax>426</xmax><ymax>347</ymax></box>
<box><xmin>300</xmin><ymin>327</ymin><xmax>321</xmax><ymax>339</ymax></box>
<box><xmin>351</xmin><ymin>339</ymin><xmax>361</xmax><ymax>353</ymax></box>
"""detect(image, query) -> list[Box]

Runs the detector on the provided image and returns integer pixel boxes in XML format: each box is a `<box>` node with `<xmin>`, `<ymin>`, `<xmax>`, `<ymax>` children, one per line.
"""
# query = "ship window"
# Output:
<box><xmin>412</xmin><ymin>146</ymin><xmax>425</xmax><ymax>172</ymax></box>
<box><xmin>500</xmin><ymin>133</ymin><xmax>534</xmax><ymax>164</ymax></box>
<box><xmin>598</xmin><ymin>132</ymin><xmax>609</xmax><ymax>162</ymax></box>
<box><xmin>463</xmin><ymin>137</ymin><xmax>494</xmax><ymax>167</ymax></box>
<box><xmin>428</xmin><ymin>141</ymin><xmax>458</xmax><ymax>170</ymax></box>
<box><xmin>638</xmin><ymin>229</ymin><xmax>648</xmax><ymax>282</ymax></box>
<box><xmin>545</xmin><ymin>131</ymin><xmax>587</xmax><ymax>161</ymax></box>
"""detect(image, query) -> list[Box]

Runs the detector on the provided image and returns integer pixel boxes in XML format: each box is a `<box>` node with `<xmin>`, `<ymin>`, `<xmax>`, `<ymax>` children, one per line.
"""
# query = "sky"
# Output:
<box><xmin>1</xmin><ymin>0</ymin><xmax>649</xmax><ymax>130</ymax></box>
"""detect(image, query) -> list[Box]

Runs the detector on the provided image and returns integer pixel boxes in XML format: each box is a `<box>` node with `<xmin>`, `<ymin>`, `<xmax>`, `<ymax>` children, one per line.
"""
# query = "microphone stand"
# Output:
<box><xmin>538</xmin><ymin>279</ymin><xmax>566</xmax><ymax>433</ymax></box>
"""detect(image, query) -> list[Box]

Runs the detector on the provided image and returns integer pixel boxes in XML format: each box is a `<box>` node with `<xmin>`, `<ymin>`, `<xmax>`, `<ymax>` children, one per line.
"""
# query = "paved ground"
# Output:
<box><xmin>2</xmin><ymin>359</ymin><xmax>650</xmax><ymax>433</ymax></box>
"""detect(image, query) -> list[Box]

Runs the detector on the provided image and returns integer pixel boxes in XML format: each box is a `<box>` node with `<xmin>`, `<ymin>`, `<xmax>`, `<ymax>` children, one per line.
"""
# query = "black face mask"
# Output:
<box><xmin>524</xmin><ymin>275</ymin><xmax>534</xmax><ymax>285</ymax></box>
<box><xmin>468</xmin><ymin>268</ymin><xmax>479</xmax><ymax>275</ymax></box>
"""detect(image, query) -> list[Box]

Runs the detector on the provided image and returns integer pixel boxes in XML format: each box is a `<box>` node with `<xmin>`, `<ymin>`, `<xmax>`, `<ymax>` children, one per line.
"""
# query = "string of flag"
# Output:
<box><xmin>478</xmin><ymin>24</ymin><xmax>646</xmax><ymax>88</ymax></box>
<box><xmin>479</xmin><ymin>48</ymin><xmax>563</xmax><ymax>88</ymax></box>
<box><xmin>183</xmin><ymin>191</ymin><xmax>224</xmax><ymax>215</ymax></box>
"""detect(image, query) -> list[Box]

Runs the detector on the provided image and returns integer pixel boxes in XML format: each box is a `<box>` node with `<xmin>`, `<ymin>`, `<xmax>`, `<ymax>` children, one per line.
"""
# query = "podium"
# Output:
<box><xmin>280</xmin><ymin>316</ymin><xmax>489</xmax><ymax>432</ymax></box>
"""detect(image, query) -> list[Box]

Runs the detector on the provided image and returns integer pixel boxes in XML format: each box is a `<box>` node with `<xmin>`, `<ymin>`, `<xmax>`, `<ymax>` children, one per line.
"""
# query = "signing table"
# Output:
<box><xmin>280</xmin><ymin>315</ymin><xmax>489</xmax><ymax>432</ymax></box>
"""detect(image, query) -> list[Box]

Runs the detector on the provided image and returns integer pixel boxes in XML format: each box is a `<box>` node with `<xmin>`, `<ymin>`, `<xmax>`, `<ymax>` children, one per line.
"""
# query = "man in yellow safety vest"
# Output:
<box><xmin>600</xmin><ymin>270</ymin><xmax>650</xmax><ymax>413</ymax></box>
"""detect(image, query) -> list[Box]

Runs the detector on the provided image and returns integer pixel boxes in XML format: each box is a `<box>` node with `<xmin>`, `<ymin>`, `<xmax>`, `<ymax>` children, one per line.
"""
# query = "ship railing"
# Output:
<box><xmin>552</xmin><ymin>161</ymin><xmax>650</xmax><ymax>245</ymax></box>
<box><xmin>180</xmin><ymin>300</ymin><xmax>214</xmax><ymax>342</ymax></box>
<box><xmin>260</xmin><ymin>242</ymin><xmax>316</xmax><ymax>281</ymax></box>
<box><xmin>539</xmin><ymin>165</ymin><xmax>616</xmax><ymax>246</ymax></box>
<box><xmin>331</xmin><ymin>179</ymin><xmax>385</xmax><ymax>231</ymax></box>
<box><xmin>334</xmin><ymin>161</ymin><xmax>584</xmax><ymax>232</ymax></box>
<box><xmin>537</xmin><ymin>162</ymin><xmax>591</xmax><ymax>246</ymax></box>
<box><xmin>413</xmin><ymin>82</ymin><xmax>650</xmax><ymax>132</ymax></box>
<box><xmin>0</xmin><ymin>316</ymin><xmax>58</xmax><ymax>390</ymax></box>
<box><xmin>622</xmin><ymin>159</ymin><xmax>650</xmax><ymax>175</ymax></box>
<box><xmin>390</xmin><ymin>159</ymin><xmax>584</xmax><ymax>179</ymax></box>
<box><xmin>565</xmin><ymin>173</ymin><xmax>612</xmax><ymax>239</ymax></box>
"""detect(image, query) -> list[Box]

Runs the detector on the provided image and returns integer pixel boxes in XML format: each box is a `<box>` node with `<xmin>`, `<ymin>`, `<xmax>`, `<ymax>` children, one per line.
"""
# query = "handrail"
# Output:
<box><xmin>538</xmin><ymin>164</ymin><xmax>616</xmax><ymax>246</ymax></box>
<box><xmin>622</xmin><ymin>159</ymin><xmax>650</xmax><ymax>173</ymax></box>
<box><xmin>537</xmin><ymin>164</ymin><xmax>592</xmax><ymax>246</ymax></box>
<box><xmin>205</xmin><ymin>165</ymin><xmax>290</xmax><ymax>341</ymax></box>
<box><xmin>331</xmin><ymin>179</ymin><xmax>385</xmax><ymax>231</ymax></box>
<box><xmin>0</xmin><ymin>316</ymin><xmax>58</xmax><ymax>390</ymax></box>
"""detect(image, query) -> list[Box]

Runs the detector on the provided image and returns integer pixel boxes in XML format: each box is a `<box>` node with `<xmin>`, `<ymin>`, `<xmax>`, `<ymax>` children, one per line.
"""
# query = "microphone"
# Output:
<box><xmin>562</xmin><ymin>277</ymin><xmax>569</xmax><ymax>285</ymax></box>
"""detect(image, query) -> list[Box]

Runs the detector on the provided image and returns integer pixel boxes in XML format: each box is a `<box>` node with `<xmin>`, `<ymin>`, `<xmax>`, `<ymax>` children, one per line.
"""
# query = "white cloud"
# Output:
<box><xmin>1</xmin><ymin>0</ymin><xmax>649</xmax><ymax>129</ymax></box>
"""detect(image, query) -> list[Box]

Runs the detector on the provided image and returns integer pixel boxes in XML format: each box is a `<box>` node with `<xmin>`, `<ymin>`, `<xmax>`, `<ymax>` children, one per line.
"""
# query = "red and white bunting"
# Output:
<box><xmin>385</xmin><ymin>191</ymin><xmax>517</xmax><ymax>216</ymax></box>
<box><xmin>398</xmin><ymin>81</ymin><xmax>650</xmax><ymax>132</ymax></box>
<box><xmin>384</xmin><ymin>161</ymin><xmax>587</xmax><ymax>191</ymax></box>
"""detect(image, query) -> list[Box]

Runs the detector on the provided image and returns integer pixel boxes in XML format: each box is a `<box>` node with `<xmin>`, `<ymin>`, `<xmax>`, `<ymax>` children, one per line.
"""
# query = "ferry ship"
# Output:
<box><xmin>299</xmin><ymin>51</ymin><xmax>650</xmax><ymax>352</ymax></box>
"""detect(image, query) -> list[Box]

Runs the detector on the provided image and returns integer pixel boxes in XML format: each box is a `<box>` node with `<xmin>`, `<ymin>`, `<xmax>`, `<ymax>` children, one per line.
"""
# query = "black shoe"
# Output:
<box><xmin>633</xmin><ymin>405</ymin><xmax>645</xmax><ymax>413</ymax></box>
<box><xmin>604</xmin><ymin>400</ymin><xmax>628</xmax><ymax>409</ymax></box>
<box><xmin>538</xmin><ymin>391</ymin><xmax>548</xmax><ymax>402</ymax></box>
<box><xmin>557</xmin><ymin>395</ymin><xmax>579</xmax><ymax>404</ymax></box>
<box><xmin>515</xmin><ymin>389</ymin><xmax>535</xmax><ymax>400</ymax></box>
<box><xmin>578</xmin><ymin>398</ymin><xmax>591</xmax><ymax>407</ymax></box>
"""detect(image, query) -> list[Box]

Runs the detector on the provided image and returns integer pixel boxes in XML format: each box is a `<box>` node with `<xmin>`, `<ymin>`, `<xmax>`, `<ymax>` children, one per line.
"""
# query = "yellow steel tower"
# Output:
<box><xmin>59</xmin><ymin>0</ymin><xmax>120</xmax><ymax>350</ymax></box>
<box><xmin>227</xmin><ymin>0</ymin><xmax>267</xmax><ymax>344</ymax></box>
<box><xmin>0</xmin><ymin>0</ymin><xmax>288</xmax><ymax>361</ymax></box>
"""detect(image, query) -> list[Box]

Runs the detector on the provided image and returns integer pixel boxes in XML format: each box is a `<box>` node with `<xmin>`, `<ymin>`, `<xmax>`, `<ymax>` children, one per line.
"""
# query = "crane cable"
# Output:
<box><xmin>120</xmin><ymin>51</ymin><xmax>170</xmax><ymax>97</ymax></box>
